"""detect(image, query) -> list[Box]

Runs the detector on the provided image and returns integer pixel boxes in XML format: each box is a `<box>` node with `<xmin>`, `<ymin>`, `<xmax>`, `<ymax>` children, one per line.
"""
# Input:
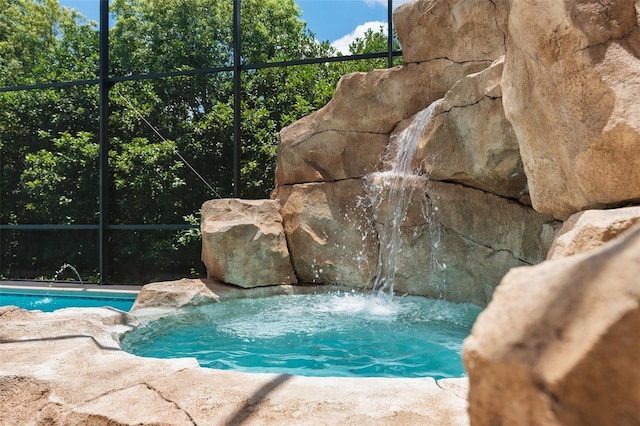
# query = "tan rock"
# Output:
<box><xmin>389</xmin><ymin>221</ymin><xmax>527</xmax><ymax>305</ymax></box>
<box><xmin>131</xmin><ymin>278</ymin><xmax>220</xmax><ymax>311</ymax></box>
<box><xmin>274</xmin><ymin>180</ymin><xmax>378</xmax><ymax>288</ymax></box>
<box><xmin>428</xmin><ymin>180</ymin><xmax>559</xmax><ymax>264</ymax></box>
<box><xmin>0</xmin><ymin>376</ymin><xmax>51</xmax><ymax>426</ymax></box>
<box><xmin>131</xmin><ymin>278</ymin><xmax>322</xmax><ymax>317</ymax></box>
<box><xmin>275</xmin><ymin>130</ymin><xmax>388</xmax><ymax>187</ymax></box>
<box><xmin>548</xmin><ymin>206</ymin><xmax>640</xmax><ymax>259</ymax></box>
<box><xmin>281</xmin><ymin>59</ymin><xmax>490</xmax><ymax>138</ymax></box>
<box><xmin>394</xmin><ymin>0</ymin><xmax>507</xmax><ymax>64</ymax></box>
<box><xmin>463</xmin><ymin>224</ymin><xmax>640</xmax><ymax>426</ymax></box>
<box><xmin>502</xmin><ymin>0</ymin><xmax>640</xmax><ymax>219</ymax></box>
<box><xmin>364</xmin><ymin>178</ymin><xmax>557</xmax><ymax>304</ymax></box>
<box><xmin>415</xmin><ymin>57</ymin><xmax>528</xmax><ymax>200</ymax></box>
<box><xmin>200</xmin><ymin>199</ymin><xmax>297</xmax><ymax>287</ymax></box>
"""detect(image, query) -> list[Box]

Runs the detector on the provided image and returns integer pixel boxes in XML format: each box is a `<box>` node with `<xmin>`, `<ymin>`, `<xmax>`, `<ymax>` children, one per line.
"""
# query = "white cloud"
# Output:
<box><xmin>363</xmin><ymin>0</ymin><xmax>413</xmax><ymax>8</ymax></box>
<box><xmin>331</xmin><ymin>21</ymin><xmax>388</xmax><ymax>55</ymax></box>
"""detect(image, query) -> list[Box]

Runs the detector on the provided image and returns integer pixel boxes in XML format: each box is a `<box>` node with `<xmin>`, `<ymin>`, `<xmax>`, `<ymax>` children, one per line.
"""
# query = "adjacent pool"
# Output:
<box><xmin>0</xmin><ymin>286</ymin><xmax>137</xmax><ymax>312</ymax></box>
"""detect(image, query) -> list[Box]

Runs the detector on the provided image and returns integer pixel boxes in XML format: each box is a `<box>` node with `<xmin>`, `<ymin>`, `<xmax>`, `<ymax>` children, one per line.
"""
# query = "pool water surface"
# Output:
<box><xmin>0</xmin><ymin>287</ymin><xmax>137</xmax><ymax>312</ymax></box>
<box><xmin>121</xmin><ymin>292</ymin><xmax>481</xmax><ymax>379</ymax></box>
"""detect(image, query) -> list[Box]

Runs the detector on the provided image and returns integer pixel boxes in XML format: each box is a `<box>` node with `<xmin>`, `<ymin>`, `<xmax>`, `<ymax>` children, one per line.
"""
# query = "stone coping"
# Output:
<box><xmin>0</xmin><ymin>279</ymin><xmax>471</xmax><ymax>425</ymax></box>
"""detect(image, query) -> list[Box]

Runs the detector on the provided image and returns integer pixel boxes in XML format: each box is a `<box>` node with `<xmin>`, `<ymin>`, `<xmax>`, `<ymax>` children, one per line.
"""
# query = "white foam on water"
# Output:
<box><xmin>313</xmin><ymin>292</ymin><xmax>403</xmax><ymax>319</ymax></box>
<box><xmin>33</xmin><ymin>297</ymin><xmax>52</xmax><ymax>306</ymax></box>
<box><xmin>208</xmin><ymin>293</ymin><xmax>407</xmax><ymax>340</ymax></box>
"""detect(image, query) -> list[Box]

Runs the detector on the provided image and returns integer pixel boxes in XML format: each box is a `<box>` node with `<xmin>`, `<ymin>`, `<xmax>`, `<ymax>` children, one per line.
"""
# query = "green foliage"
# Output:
<box><xmin>1</xmin><ymin>0</ymin><xmax>399</xmax><ymax>282</ymax></box>
<box><xmin>21</xmin><ymin>131</ymin><xmax>99</xmax><ymax>224</ymax></box>
<box><xmin>0</xmin><ymin>0</ymin><xmax>98</xmax><ymax>85</ymax></box>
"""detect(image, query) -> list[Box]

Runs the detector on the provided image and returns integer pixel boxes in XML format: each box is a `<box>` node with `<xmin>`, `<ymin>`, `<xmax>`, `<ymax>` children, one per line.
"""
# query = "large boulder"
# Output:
<box><xmin>275</xmin><ymin>131</ymin><xmax>388</xmax><ymax>187</ymax></box>
<box><xmin>414</xmin><ymin>57</ymin><xmax>528</xmax><ymax>200</ymax></box>
<box><xmin>463</xmin><ymin>224</ymin><xmax>640</xmax><ymax>426</ymax></box>
<box><xmin>274</xmin><ymin>180</ymin><xmax>378</xmax><ymax>288</ymax></box>
<box><xmin>383</xmin><ymin>218</ymin><xmax>528</xmax><ymax>305</ymax></box>
<box><xmin>276</xmin><ymin>0</ymin><xmax>513</xmax><ymax>191</ymax></box>
<box><xmin>548</xmin><ymin>206</ymin><xmax>640</xmax><ymax>259</ymax></box>
<box><xmin>365</xmin><ymin>176</ymin><xmax>558</xmax><ymax>305</ymax></box>
<box><xmin>200</xmin><ymin>199</ymin><xmax>297</xmax><ymax>288</ymax></box>
<box><xmin>281</xmin><ymin>59</ymin><xmax>490</xmax><ymax>138</ymax></box>
<box><xmin>502</xmin><ymin>0</ymin><xmax>640</xmax><ymax>219</ymax></box>
<box><xmin>428</xmin><ymin>181</ymin><xmax>559</xmax><ymax>265</ymax></box>
<box><xmin>394</xmin><ymin>0</ymin><xmax>508</xmax><ymax>64</ymax></box>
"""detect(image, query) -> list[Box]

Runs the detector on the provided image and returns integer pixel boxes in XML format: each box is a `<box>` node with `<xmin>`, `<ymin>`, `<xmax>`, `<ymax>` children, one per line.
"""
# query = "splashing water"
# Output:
<box><xmin>54</xmin><ymin>263</ymin><xmax>83</xmax><ymax>285</ymax></box>
<box><xmin>370</xmin><ymin>100</ymin><xmax>441</xmax><ymax>297</ymax></box>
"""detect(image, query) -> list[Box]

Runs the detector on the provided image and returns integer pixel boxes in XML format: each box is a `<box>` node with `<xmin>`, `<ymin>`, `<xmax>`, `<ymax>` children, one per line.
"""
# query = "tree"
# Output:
<box><xmin>1</xmin><ymin>0</ymin><xmax>400</xmax><ymax>282</ymax></box>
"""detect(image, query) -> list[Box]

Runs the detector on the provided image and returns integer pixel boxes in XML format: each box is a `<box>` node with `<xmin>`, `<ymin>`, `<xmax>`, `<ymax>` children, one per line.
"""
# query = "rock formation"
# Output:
<box><xmin>201</xmin><ymin>199</ymin><xmax>297</xmax><ymax>287</ymax></box>
<box><xmin>548</xmin><ymin>206</ymin><xmax>640</xmax><ymax>260</ymax></box>
<box><xmin>393</xmin><ymin>0</ymin><xmax>507</xmax><ymax>64</ymax></box>
<box><xmin>199</xmin><ymin>0</ymin><xmax>565</xmax><ymax>306</ymax></box>
<box><xmin>199</xmin><ymin>0</ymin><xmax>640</xmax><ymax>419</ymax></box>
<box><xmin>502</xmin><ymin>0</ymin><xmax>640</xmax><ymax>219</ymax></box>
<box><xmin>463</xmin><ymin>224</ymin><xmax>640</xmax><ymax>426</ymax></box>
<box><xmin>415</xmin><ymin>57</ymin><xmax>528</xmax><ymax>201</ymax></box>
<box><xmin>274</xmin><ymin>179</ymin><xmax>378</xmax><ymax>288</ymax></box>
<box><xmin>199</xmin><ymin>0</ymin><xmax>639</xmax><ymax>312</ymax></box>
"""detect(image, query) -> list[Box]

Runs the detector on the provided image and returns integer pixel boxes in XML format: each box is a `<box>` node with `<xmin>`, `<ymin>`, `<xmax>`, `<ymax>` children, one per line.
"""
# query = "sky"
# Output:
<box><xmin>59</xmin><ymin>0</ymin><xmax>412</xmax><ymax>54</ymax></box>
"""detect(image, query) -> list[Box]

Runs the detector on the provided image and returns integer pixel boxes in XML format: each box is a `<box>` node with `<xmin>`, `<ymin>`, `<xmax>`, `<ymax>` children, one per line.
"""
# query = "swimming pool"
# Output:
<box><xmin>0</xmin><ymin>286</ymin><xmax>138</xmax><ymax>312</ymax></box>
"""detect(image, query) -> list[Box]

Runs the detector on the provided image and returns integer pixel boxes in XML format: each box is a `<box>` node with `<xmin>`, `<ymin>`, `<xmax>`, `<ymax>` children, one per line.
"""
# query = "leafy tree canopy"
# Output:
<box><xmin>0</xmin><ymin>0</ymin><xmax>401</xmax><ymax>282</ymax></box>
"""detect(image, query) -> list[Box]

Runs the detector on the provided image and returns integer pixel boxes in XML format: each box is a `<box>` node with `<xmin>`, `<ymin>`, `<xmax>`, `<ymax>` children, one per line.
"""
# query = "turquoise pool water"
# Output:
<box><xmin>0</xmin><ymin>287</ymin><xmax>137</xmax><ymax>312</ymax></box>
<box><xmin>121</xmin><ymin>292</ymin><xmax>481</xmax><ymax>379</ymax></box>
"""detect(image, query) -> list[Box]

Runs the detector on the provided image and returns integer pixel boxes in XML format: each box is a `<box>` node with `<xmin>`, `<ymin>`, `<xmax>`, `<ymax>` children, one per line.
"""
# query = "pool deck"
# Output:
<box><xmin>0</xmin><ymin>279</ymin><xmax>471</xmax><ymax>425</ymax></box>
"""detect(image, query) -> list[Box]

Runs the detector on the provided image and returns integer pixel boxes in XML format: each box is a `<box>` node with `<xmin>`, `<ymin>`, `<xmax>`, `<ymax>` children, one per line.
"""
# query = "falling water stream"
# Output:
<box><xmin>370</xmin><ymin>100</ymin><xmax>441</xmax><ymax>297</ymax></box>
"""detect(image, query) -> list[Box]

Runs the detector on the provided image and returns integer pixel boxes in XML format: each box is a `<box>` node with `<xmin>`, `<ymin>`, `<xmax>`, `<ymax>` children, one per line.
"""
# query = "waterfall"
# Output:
<box><xmin>370</xmin><ymin>100</ymin><xmax>441</xmax><ymax>298</ymax></box>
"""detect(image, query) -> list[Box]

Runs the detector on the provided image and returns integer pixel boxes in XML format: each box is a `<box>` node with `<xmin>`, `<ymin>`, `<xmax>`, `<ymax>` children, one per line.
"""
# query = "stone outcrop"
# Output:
<box><xmin>394</xmin><ymin>0</ymin><xmax>507</xmax><ymax>64</ymax></box>
<box><xmin>274</xmin><ymin>179</ymin><xmax>378</xmax><ymax>288</ymax></box>
<box><xmin>414</xmin><ymin>56</ymin><xmax>528</xmax><ymax>200</ymax></box>
<box><xmin>463</xmin><ymin>224</ymin><xmax>640</xmax><ymax>426</ymax></box>
<box><xmin>428</xmin><ymin>181</ymin><xmax>558</xmax><ymax>264</ymax></box>
<box><xmin>275</xmin><ymin>131</ymin><xmax>388</xmax><ymax>186</ymax></box>
<box><xmin>502</xmin><ymin>0</ymin><xmax>640</xmax><ymax>219</ymax></box>
<box><xmin>548</xmin><ymin>206</ymin><xmax>640</xmax><ymax>260</ymax></box>
<box><xmin>279</xmin><ymin>60</ymin><xmax>490</xmax><ymax>139</ymax></box>
<box><xmin>264</xmin><ymin>0</ymin><xmax>533</xmax><ymax>304</ymax></box>
<box><xmin>200</xmin><ymin>199</ymin><xmax>297</xmax><ymax>287</ymax></box>
<box><xmin>365</xmin><ymin>177</ymin><xmax>558</xmax><ymax>305</ymax></box>
<box><xmin>0</xmin><ymin>282</ymin><xmax>472</xmax><ymax>426</ymax></box>
<box><xmin>201</xmin><ymin>0</ymin><xmax>639</xmax><ymax>312</ymax></box>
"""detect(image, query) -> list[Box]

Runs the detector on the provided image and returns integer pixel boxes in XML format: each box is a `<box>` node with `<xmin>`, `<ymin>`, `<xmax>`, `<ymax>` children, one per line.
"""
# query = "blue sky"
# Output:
<box><xmin>60</xmin><ymin>0</ymin><xmax>411</xmax><ymax>54</ymax></box>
